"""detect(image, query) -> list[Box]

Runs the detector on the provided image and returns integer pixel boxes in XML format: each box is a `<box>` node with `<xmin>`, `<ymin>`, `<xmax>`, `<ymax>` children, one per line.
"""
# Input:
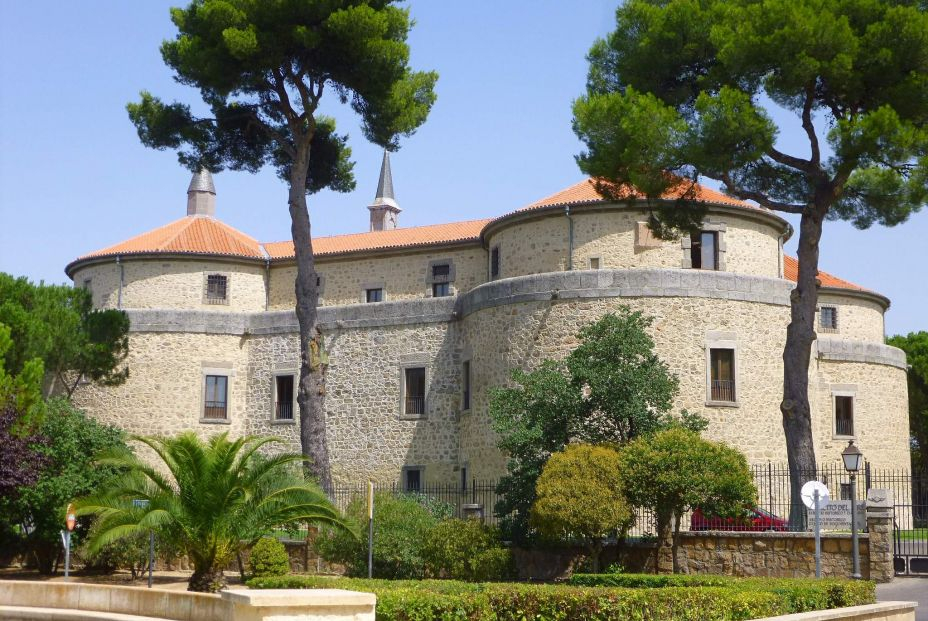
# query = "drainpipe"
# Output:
<box><xmin>777</xmin><ymin>224</ymin><xmax>793</xmax><ymax>278</ymax></box>
<box><xmin>264</xmin><ymin>258</ymin><xmax>271</xmax><ymax>311</ymax></box>
<box><xmin>116</xmin><ymin>256</ymin><xmax>124</xmax><ymax>309</ymax></box>
<box><xmin>565</xmin><ymin>205</ymin><xmax>574</xmax><ymax>271</ymax></box>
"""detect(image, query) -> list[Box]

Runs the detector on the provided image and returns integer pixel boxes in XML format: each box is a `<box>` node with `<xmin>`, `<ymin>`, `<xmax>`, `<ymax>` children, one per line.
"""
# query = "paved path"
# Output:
<box><xmin>877</xmin><ymin>577</ymin><xmax>927</xmax><ymax>621</ymax></box>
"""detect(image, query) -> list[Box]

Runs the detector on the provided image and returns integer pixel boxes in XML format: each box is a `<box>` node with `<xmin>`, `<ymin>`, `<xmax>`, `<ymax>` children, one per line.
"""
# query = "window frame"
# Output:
<box><xmin>705</xmin><ymin>334</ymin><xmax>738</xmax><ymax>407</ymax></box>
<box><xmin>203</xmin><ymin>272</ymin><xmax>230</xmax><ymax>305</ymax></box>
<box><xmin>402</xmin><ymin>466</ymin><xmax>424</xmax><ymax>492</ymax></box>
<box><xmin>200</xmin><ymin>365</ymin><xmax>233</xmax><ymax>424</ymax></box>
<box><xmin>819</xmin><ymin>305</ymin><xmax>839</xmax><ymax>332</ymax></box>
<box><xmin>588</xmin><ymin>256</ymin><xmax>602</xmax><ymax>270</ymax></box>
<box><xmin>832</xmin><ymin>388</ymin><xmax>856</xmax><ymax>439</ymax></box>
<box><xmin>432</xmin><ymin>282</ymin><xmax>452</xmax><ymax>297</ymax></box>
<box><xmin>490</xmin><ymin>245</ymin><xmax>501</xmax><ymax>280</ymax></box>
<box><xmin>365</xmin><ymin>287</ymin><xmax>384</xmax><ymax>303</ymax></box>
<box><xmin>398</xmin><ymin>355</ymin><xmax>429</xmax><ymax>420</ymax></box>
<box><xmin>402</xmin><ymin>366</ymin><xmax>427</xmax><ymax>418</ymax></box>
<box><xmin>271</xmin><ymin>371</ymin><xmax>298</xmax><ymax>424</ymax></box>
<box><xmin>681</xmin><ymin>221</ymin><xmax>727</xmax><ymax>270</ymax></box>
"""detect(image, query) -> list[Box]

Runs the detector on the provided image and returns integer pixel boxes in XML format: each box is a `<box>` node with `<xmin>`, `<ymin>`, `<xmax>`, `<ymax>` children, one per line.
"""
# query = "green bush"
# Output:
<box><xmin>313</xmin><ymin>493</ymin><xmax>441</xmax><ymax>579</ymax></box>
<box><xmin>422</xmin><ymin>518</ymin><xmax>513</xmax><ymax>581</ymax></box>
<box><xmin>247</xmin><ymin>574</ymin><xmax>873</xmax><ymax>620</ymax></box>
<box><xmin>249</xmin><ymin>537</ymin><xmax>290</xmax><ymax>578</ymax></box>
<box><xmin>568</xmin><ymin>573</ymin><xmax>875</xmax><ymax>611</ymax></box>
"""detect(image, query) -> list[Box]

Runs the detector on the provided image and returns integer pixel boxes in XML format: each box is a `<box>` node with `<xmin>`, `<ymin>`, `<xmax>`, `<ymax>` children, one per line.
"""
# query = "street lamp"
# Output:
<box><xmin>842</xmin><ymin>440</ymin><xmax>864</xmax><ymax>580</ymax></box>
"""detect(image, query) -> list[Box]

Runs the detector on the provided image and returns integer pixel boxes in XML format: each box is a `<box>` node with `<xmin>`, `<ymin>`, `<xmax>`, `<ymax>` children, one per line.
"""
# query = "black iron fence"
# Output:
<box><xmin>329</xmin><ymin>480</ymin><xmax>502</xmax><ymax>524</ymax></box>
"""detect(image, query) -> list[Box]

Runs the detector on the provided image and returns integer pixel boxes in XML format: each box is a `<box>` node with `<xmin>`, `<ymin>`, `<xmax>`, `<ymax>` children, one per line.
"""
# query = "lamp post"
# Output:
<box><xmin>841</xmin><ymin>440</ymin><xmax>864</xmax><ymax>580</ymax></box>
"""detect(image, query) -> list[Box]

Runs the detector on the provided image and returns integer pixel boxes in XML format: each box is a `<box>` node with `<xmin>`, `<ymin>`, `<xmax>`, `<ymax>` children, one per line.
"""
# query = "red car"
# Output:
<box><xmin>690</xmin><ymin>507</ymin><xmax>789</xmax><ymax>532</ymax></box>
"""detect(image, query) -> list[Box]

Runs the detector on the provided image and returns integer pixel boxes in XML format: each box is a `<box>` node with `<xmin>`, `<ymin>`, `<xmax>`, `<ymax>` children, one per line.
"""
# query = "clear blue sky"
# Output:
<box><xmin>1</xmin><ymin>1</ymin><xmax>925</xmax><ymax>335</ymax></box>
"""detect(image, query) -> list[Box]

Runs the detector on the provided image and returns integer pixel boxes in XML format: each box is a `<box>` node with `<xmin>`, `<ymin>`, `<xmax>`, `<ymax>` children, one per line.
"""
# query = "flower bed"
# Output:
<box><xmin>247</xmin><ymin>574</ymin><xmax>875</xmax><ymax>621</ymax></box>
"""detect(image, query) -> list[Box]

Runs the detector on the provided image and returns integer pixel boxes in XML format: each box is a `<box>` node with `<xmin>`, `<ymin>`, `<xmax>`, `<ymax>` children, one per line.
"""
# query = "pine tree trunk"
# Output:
<box><xmin>781</xmin><ymin>211</ymin><xmax>823</xmax><ymax>527</ymax></box>
<box><xmin>288</xmin><ymin>148</ymin><xmax>333</xmax><ymax>491</ymax></box>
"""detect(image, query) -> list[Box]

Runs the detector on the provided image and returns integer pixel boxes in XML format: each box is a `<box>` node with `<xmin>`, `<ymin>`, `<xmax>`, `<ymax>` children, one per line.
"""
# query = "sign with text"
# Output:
<box><xmin>807</xmin><ymin>500</ymin><xmax>866</xmax><ymax>531</ymax></box>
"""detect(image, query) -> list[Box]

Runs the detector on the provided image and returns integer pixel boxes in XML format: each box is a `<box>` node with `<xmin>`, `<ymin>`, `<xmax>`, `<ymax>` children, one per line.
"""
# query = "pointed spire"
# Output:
<box><xmin>368</xmin><ymin>150</ymin><xmax>401</xmax><ymax>231</ymax></box>
<box><xmin>187</xmin><ymin>168</ymin><xmax>216</xmax><ymax>217</ymax></box>
<box><xmin>371</xmin><ymin>150</ymin><xmax>399</xmax><ymax>209</ymax></box>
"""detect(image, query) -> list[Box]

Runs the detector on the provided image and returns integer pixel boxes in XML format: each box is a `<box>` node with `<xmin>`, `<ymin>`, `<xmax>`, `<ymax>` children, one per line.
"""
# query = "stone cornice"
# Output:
<box><xmin>819</xmin><ymin>286</ymin><xmax>890</xmax><ymax>311</ymax></box>
<box><xmin>816</xmin><ymin>338</ymin><xmax>907</xmax><ymax>369</ymax></box>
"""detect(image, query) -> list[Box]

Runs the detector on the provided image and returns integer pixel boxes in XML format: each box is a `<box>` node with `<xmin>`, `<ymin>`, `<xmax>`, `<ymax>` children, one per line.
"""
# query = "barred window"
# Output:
<box><xmin>835</xmin><ymin>395</ymin><xmax>854</xmax><ymax>437</ymax></box>
<box><xmin>206</xmin><ymin>274</ymin><xmax>228</xmax><ymax>303</ymax></box>
<box><xmin>432</xmin><ymin>263</ymin><xmax>451</xmax><ymax>281</ymax></box>
<box><xmin>275</xmin><ymin>375</ymin><xmax>295</xmax><ymax>421</ymax></box>
<box><xmin>404</xmin><ymin>367</ymin><xmax>426</xmax><ymax>416</ymax></box>
<box><xmin>820</xmin><ymin>306</ymin><xmax>838</xmax><ymax>330</ymax></box>
<box><xmin>709</xmin><ymin>348</ymin><xmax>735</xmax><ymax>403</ymax></box>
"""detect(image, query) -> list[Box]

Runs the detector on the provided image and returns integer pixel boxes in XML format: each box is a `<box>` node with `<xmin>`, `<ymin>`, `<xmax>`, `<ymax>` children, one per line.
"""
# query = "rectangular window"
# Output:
<box><xmin>432</xmin><ymin>282</ymin><xmax>451</xmax><ymax>297</ymax></box>
<box><xmin>404</xmin><ymin>467</ymin><xmax>422</xmax><ymax>492</ymax></box>
<box><xmin>365</xmin><ymin>288</ymin><xmax>383</xmax><ymax>303</ymax></box>
<box><xmin>709</xmin><ymin>348</ymin><xmax>735</xmax><ymax>402</ymax></box>
<box><xmin>490</xmin><ymin>246</ymin><xmax>500</xmax><ymax>279</ymax></box>
<box><xmin>204</xmin><ymin>375</ymin><xmax>228</xmax><ymax>419</ymax></box>
<box><xmin>820</xmin><ymin>306</ymin><xmax>838</xmax><ymax>331</ymax></box>
<box><xmin>432</xmin><ymin>263</ymin><xmax>451</xmax><ymax>281</ymax></box>
<box><xmin>690</xmin><ymin>232</ymin><xmax>718</xmax><ymax>270</ymax></box>
<box><xmin>835</xmin><ymin>395</ymin><xmax>854</xmax><ymax>437</ymax></box>
<box><xmin>275</xmin><ymin>375</ymin><xmax>294</xmax><ymax>421</ymax></box>
<box><xmin>404</xmin><ymin>367</ymin><xmax>426</xmax><ymax>416</ymax></box>
<box><xmin>206</xmin><ymin>274</ymin><xmax>228</xmax><ymax>303</ymax></box>
<box><xmin>589</xmin><ymin>257</ymin><xmax>601</xmax><ymax>270</ymax></box>
<box><xmin>462</xmin><ymin>360</ymin><xmax>471</xmax><ymax>410</ymax></box>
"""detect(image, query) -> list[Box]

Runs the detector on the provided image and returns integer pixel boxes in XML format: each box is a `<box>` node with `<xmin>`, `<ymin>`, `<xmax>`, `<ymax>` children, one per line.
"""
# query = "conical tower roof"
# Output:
<box><xmin>187</xmin><ymin>168</ymin><xmax>216</xmax><ymax>194</ymax></box>
<box><xmin>369</xmin><ymin>150</ymin><xmax>399</xmax><ymax>211</ymax></box>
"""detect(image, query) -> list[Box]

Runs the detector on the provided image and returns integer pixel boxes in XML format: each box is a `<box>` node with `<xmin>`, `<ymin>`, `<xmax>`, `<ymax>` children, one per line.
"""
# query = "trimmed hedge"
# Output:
<box><xmin>568</xmin><ymin>573</ymin><xmax>875</xmax><ymax>611</ymax></box>
<box><xmin>247</xmin><ymin>574</ymin><xmax>874</xmax><ymax>620</ymax></box>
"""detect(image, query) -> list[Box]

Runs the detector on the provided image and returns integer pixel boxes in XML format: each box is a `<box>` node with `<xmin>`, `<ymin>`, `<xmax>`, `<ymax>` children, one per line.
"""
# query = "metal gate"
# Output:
<box><xmin>889</xmin><ymin>469</ymin><xmax>928</xmax><ymax>575</ymax></box>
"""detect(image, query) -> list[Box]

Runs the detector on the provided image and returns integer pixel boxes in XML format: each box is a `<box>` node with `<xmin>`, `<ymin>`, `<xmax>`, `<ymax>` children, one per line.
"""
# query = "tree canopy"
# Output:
<box><xmin>887</xmin><ymin>331</ymin><xmax>928</xmax><ymax>470</ymax></box>
<box><xmin>128</xmin><ymin>0</ymin><xmax>438</xmax><ymax>487</ymax></box>
<box><xmin>572</xmin><ymin>0</ymin><xmax>928</xmax><ymax>522</ymax></box>
<box><xmin>530</xmin><ymin>444</ymin><xmax>632</xmax><ymax>572</ymax></box>
<box><xmin>0</xmin><ymin>274</ymin><xmax>129</xmax><ymax>401</ymax></box>
<box><xmin>489</xmin><ymin>308</ymin><xmax>705</xmax><ymax>541</ymax></box>
<box><xmin>618</xmin><ymin>427</ymin><xmax>757</xmax><ymax>574</ymax></box>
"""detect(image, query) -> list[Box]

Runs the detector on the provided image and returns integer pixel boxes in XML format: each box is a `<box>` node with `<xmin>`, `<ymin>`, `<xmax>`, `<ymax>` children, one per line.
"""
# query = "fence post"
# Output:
<box><xmin>865</xmin><ymin>489</ymin><xmax>894</xmax><ymax>583</ymax></box>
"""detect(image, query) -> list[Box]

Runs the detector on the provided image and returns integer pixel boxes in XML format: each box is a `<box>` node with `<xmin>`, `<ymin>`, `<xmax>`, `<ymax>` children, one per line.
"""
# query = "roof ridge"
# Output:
<box><xmin>269</xmin><ymin>217</ymin><xmax>493</xmax><ymax>245</ymax></box>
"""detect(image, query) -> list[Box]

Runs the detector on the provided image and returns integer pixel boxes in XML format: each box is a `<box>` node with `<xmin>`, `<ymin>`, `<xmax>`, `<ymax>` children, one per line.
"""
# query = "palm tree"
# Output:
<box><xmin>76</xmin><ymin>432</ymin><xmax>349</xmax><ymax>592</ymax></box>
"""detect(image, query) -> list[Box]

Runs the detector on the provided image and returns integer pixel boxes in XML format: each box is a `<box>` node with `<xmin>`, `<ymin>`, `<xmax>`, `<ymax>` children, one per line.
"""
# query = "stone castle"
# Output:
<box><xmin>66</xmin><ymin>154</ymin><xmax>909</xmax><ymax>487</ymax></box>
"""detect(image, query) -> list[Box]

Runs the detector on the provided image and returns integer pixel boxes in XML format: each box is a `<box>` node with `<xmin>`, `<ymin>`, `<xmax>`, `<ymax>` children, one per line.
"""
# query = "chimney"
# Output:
<box><xmin>368</xmin><ymin>151</ymin><xmax>401</xmax><ymax>231</ymax></box>
<box><xmin>187</xmin><ymin>169</ymin><xmax>216</xmax><ymax>217</ymax></box>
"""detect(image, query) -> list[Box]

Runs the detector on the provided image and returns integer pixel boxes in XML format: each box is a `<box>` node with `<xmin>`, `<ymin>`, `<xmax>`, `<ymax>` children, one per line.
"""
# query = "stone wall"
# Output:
<box><xmin>817</xmin><ymin>292</ymin><xmax>886</xmax><ymax>343</ymax></box>
<box><xmin>73</xmin><ymin>258</ymin><xmax>267</xmax><ymax>313</ymax></box>
<box><xmin>485</xmin><ymin>206</ymin><xmax>786</xmax><ymax>281</ymax></box>
<box><xmin>267</xmin><ymin>246</ymin><xmax>487</xmax><ymax>309</ymax></box>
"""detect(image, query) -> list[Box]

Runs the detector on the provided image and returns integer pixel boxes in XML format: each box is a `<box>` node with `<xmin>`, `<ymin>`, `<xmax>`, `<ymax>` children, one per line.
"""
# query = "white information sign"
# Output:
<box><xmin>806</xmin><ymin>500</ymin><xmax>867</xmax><ymax>530</ymax></box>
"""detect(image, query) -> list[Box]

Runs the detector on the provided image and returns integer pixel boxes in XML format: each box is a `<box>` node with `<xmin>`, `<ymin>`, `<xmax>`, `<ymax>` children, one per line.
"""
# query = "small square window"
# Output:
<box><xmin>403</xmin><ymin>467</ymin><xmax>422</xmax><ymax>492</ymax></box>
<box><xmin>490</xmin><ymin>246</ymin><xmax>500</xmax><ymax>279</ymax></box>
<box><xmin>709</xmin><ymin>348</ymin><xmax>735</xmax><ymax>403</ymax></box>
<box><xmin>691</xmin><ymin>232</ymin><xmax>719</xmax><ymax>270</ymax></box>
<box><xmin>404</xmin><ymin>367</ymin><xmax>426</xmax><ymax>416</ymax></box>
<box><xmin>204</xmin><ymin>375</ymin><xmax>228</xmax><ymax>419</ymax></box>
<box><xmin>432</xmin><ymin>263</ymin><xmax>451</xmax><ymax>280</ymax></box>
<box><xmin>366</xmin><ymin>288</ymin><xmax>383</xmax><ymax>303</ymax></box>
<box><xmin>275</xmin><ymin>375</ymin><xmax>295</xmax><ymax>421</ymax></box>
<box><xmin>589</xmin><ymin>257</ymin><xmax>601</xmax><ymax>270</ymax></box>
<box><xmin>820</xmin><ymin>306</ymin><xmax>838</xmax><ymax>331</ymax></box>
<box><xmin>462</xmin><ymin>360</ymin><xmax>471</xmax><ymax>411</ymax></box>
<box><xmin>206</xmin><ymin>274</ymin><xmax>228</xmax><ymax>303</ymax></box>
<box><xmin>432</xmin><ymin>282</ymin><xmax>451</xmax><ymax>297</ymax></box>
<box><xmin>835</xmin><ymin>395</ymin><xmax>854</xmax><ymax>437</ymax></box>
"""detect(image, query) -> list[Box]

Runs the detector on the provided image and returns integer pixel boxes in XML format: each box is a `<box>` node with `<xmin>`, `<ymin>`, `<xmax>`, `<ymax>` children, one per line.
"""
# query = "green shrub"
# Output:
<box><xmin>422</xmin><ymin>518</ymin><xmax>514</xmax><ymax>581</ymax></box>
<box><xmin>247</xmin><ymin>574</ymin><xmax>871</xmax><ymax>620</ymax></box>
<box><xmin>313</xmin><ymin>493</ymin><xmax>440</xmax><ymax>579</ymax></box>
<box><xmin>249</xmin><ymin>536</ymin><xmax>290</xmax><ymax>578</ymax></box>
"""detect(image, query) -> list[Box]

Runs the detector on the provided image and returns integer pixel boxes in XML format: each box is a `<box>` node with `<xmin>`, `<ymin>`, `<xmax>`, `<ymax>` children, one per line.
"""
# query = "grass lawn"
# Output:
<box><xmin>895</xmin><ymin>528</ymin><xmax>928</xmax><ymax>541</ymax></box>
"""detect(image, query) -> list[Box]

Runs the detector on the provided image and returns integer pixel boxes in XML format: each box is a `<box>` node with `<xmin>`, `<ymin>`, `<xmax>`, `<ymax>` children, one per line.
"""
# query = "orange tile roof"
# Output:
<box><xmin>80</xmin><ymin>216</ymin><xmax>266</xmax><ymax>260</ymax></box>
<box><xmin>264</xmin><ymin>219</ymin><xmax>491</xmax><ymax>259</ymax></box>
<box><xmin>522</xmin><ymin>178</ymin><xmax>753</xmax><ymax>211</ymax></box>
<box><xmin>783</xmin><ymin>255</ymin><xmax>867</xmax><ymax>292</ymax></box>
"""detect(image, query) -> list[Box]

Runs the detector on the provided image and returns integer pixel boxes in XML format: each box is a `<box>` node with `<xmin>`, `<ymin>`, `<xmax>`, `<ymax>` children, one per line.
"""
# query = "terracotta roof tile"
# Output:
<box><xmin>264</xmin><ymin>219</ymin><xmax>490</xmax><ymax>259</ymax></box>
<box><xmin>783</xmin><ymin>255</ymin><xmax>867</xmax><ymax>292</ymax></box>
<box><xmin>521</xmin><ymin>178</ymin><xmax>753</xmax><ymax>211</ymax></box>
<box><xmin>80</xmin><ymin>216</ymin><xmax>266</xmax><ymax>260</ymax></box>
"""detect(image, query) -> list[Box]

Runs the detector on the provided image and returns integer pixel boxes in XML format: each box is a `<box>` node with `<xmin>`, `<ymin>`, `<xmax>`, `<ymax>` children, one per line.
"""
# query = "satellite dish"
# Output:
<box><xmin>801</xmin><ymin>480</ymin><xmax>830</xmax><ymax>509</ymax></box>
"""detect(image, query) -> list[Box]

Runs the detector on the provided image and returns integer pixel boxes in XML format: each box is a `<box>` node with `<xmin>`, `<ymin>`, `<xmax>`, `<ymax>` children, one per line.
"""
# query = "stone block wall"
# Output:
<box><xmin>817</xmin><ymin>293</ymin><xmax>886</xmax><ymax>343</ymax></box>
